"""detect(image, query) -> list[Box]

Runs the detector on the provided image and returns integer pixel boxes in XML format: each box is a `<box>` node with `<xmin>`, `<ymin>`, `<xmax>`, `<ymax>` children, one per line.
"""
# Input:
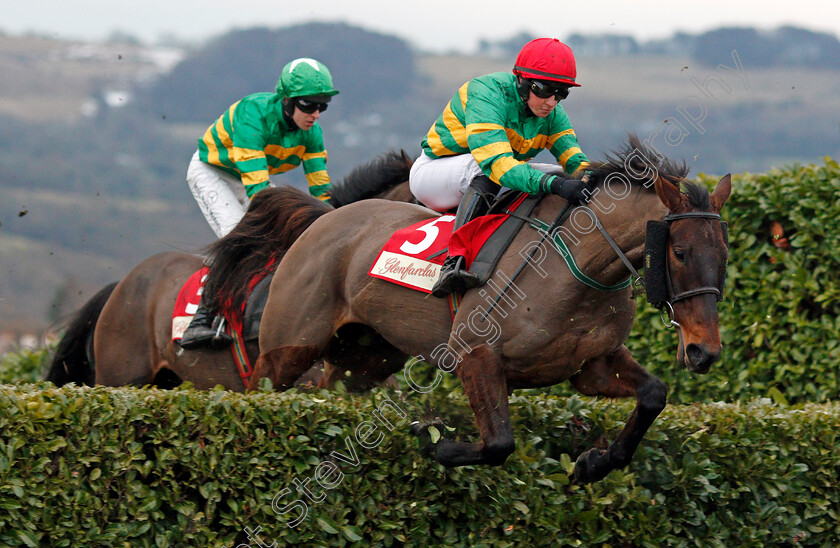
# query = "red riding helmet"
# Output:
<box><xmin>513</xmin><ymin>38</ymin><xmax>580</xmax><ymax>87</ymax></box>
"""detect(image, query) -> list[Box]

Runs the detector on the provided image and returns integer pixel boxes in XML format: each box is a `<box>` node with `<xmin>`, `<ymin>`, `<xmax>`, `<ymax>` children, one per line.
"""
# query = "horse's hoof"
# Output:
<box><xmin>409</xmin><ymin>421</ymin><xmax>424</xmax><ymax>436</ymax></box>
<box><xmin>573</xmin><ymin>448</ymin><xmax>610</xmax><ymax>484</ymax></box>
<box><xmin>409</xmin><ymin>419</ymin><xmax>446</xmax><ymax>437</ymax></box>
<box><xmin>409</xmin><ymin>419</ymin><xmax>446</xmax><ymax>457</ymax></box>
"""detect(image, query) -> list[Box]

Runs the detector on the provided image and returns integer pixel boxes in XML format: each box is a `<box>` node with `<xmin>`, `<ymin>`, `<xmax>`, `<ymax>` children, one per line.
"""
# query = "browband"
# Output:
<box><xmin>663</xmin><ymin>212</ymin><xmax>721</xmax><ymax>221</ymax></box>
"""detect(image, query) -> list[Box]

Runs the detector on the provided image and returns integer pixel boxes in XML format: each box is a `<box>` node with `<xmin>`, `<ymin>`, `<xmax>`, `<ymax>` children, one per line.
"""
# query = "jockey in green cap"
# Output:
<box><xmin>181</xmin><ymin>57</ymin><xmax>338</xmax><ymax>350</ymax></box>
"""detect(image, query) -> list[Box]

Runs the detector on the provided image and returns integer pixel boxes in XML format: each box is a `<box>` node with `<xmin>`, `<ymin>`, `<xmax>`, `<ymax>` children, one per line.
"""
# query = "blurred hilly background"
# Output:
<box><xmin>1</xmin><ymin>22</ymin><xmax>840</xmax><ymax>332</ymax></box>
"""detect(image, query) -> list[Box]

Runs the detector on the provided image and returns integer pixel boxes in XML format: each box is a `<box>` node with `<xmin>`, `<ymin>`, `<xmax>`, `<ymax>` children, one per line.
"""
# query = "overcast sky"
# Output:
<box><xmin>4</xmin><ymin>0</ymin><xmax>840</xmax><ymax>51</ymax></box>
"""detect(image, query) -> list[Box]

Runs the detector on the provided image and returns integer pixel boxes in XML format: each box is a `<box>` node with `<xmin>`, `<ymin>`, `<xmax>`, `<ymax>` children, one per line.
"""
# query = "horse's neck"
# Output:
<box><xmin>550</xmin><ymin>189</ymin><xmax>665</xmax><ymax>286</ymax></box>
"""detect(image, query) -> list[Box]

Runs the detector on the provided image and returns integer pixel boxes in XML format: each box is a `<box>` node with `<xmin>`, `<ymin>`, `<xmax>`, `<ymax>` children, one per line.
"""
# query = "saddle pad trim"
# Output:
<box><xmin>447</xmin><ymin>292</ymin><xmax>463</xmax><ymax>321</ymax></box>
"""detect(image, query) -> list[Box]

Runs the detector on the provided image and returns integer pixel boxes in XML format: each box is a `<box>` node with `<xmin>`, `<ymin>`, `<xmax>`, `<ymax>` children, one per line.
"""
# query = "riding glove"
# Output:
<box><xmin>547</xmin><ymin>176</ymin><xmax>589</xmax><ymax>205</ymax></box>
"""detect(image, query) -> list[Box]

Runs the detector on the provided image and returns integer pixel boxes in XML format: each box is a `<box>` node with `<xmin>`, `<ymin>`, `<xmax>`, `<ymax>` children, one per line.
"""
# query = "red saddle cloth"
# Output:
<box><xmin>171</xmin><ymin>263</ymin><xmax>273</xmax><ymax>341</ymax></box>
<box><xmin>171</xmin><ymin>267</ymin><xmax>208</xmax><ymax>341</ymax></box>
<box><xmin>170</xmin><ymin>263</ymin><xmax>274</xmax><ymax>388</ymax></box>
<box><xmin>448</xmin><ymin>214</ymin><xmax>511</xmax><ymax>268</ymax></box>
<box><xmin>368</xmin><ymin>209</ymin><xmax>513</xmax><ymax>293</ymax></box>
<box><xmin>369</xmin><ymin>215</ymin><xmax>454</xmax><ymax>292</ymax></box>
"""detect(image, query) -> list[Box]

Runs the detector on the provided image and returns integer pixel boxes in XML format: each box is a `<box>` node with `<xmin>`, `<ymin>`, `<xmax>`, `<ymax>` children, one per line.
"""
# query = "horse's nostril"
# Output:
<box><xmin>685</xmin><ymin>343</ymin><xmax>721</xmax><ymax>371</ymax></box>
<box><xmin>686</xmin><ymin>344</ymin><xmax>704</xmax><ymax>364</ymax></box>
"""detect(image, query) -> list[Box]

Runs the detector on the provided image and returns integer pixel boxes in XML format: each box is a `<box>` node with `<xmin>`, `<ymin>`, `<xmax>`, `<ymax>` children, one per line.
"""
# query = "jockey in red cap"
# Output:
<box><xmin>409</xmin><ymin>38</ymin><xmax>590</xmax><ymax>297</ymax></box>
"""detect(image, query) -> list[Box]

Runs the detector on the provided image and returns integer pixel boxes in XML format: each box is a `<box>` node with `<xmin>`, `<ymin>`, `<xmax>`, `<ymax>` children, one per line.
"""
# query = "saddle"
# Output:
<box><xmin>369</xmin><ymin>190</ymin><xmax>540</xmax><ymax>292</ymax></box>
<box><xmin>452</xmin><ymin>191</ymin><xmax>540</xmax><ymax>286</ymax></box>
<box><xmin>170</xmin><ymin>267</ymin><xmax>272</xmax><ymax>386</ymax></box>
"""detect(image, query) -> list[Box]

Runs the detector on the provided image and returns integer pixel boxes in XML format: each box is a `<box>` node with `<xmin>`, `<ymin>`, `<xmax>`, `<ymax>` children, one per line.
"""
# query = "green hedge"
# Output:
<box><xmin>1</xmin><ymin>383</ymin><xmax>837</xmax><ymax>546</ymax></box>
<box><xmin>0</xmin><ymin>348</ymin><xmax>48</xmax><ymax>385</ymax></box>
<box><xmin>2</xmin><ymin>160</ymin><xmax>839</xmax><ymax>545</ymax></box>
<box><xmin>620</xmin><ymin>158</ymin><xmax>840</xmax><ymax>405</ymax></box>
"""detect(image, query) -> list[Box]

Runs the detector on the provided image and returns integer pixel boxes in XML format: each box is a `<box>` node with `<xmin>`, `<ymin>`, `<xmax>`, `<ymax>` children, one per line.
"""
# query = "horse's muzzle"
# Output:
<box><xmin>682</xmin><ymin>342</ymin><xmax>721</xmax><ymax>374</ymax></box>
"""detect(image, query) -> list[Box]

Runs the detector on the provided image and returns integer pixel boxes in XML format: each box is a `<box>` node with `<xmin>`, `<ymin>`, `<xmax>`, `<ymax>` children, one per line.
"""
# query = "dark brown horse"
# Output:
<box><xmin>46</xmin><ymin>151</ymin><xmax>415</xmax><ymax>391</ymax></box>
<box><xmin>249</xmin><ymin>136</ymin><xmax>731</xmax><ymax>483</ymax></box>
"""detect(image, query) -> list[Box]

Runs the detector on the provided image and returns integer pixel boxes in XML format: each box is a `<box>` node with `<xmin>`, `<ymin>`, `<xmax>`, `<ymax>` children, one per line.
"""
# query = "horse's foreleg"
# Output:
<box><xmin>569</xmin><ymin>345</ymin><xmax>667</xmax><ymax>483</ymax></box>
<box><xmin>248</xmin><ymin>345</ymin><xmax>320</xmax><ymax>391</ymax></box>
<box><xmin>430</xmin><ymin>345</ymin><xmax>515</xmax><ymax>467</ymax></box>
<box><xmin>316</xmin><ymin>361</ymin><xmax>342</xmax><ymax>390</ymax></box>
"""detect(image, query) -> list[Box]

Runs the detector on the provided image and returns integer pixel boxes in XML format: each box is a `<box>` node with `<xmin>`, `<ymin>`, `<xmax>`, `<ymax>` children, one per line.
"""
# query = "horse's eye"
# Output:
<box><xmin>674</xmin><ymin>249</ymin><xmax>686</xmax><ymax>262</ymax></box>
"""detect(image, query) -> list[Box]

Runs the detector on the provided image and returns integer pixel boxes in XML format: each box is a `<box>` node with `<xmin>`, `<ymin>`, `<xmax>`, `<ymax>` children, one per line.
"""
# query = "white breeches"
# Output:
<box><xmin>408</xmin><ymin>151</ymin><xmax>560</xmax><ymax>212</ymax></box>
<box><xmin>186</xmin><ymin>150</ymin><xmax>252</xmax><ymax>238</ymax></box>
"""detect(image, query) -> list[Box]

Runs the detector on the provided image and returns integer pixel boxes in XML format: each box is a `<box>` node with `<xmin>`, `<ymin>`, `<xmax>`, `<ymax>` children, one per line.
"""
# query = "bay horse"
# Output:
<box><xmin>46</xmin><ymin>151</ymin><xmax>415</xmax><ymax>391</ymax></box>
<box><xmin>249</xmin><ymin>136</ymin><xmax>731</xmax><ymax>483</ymax></box>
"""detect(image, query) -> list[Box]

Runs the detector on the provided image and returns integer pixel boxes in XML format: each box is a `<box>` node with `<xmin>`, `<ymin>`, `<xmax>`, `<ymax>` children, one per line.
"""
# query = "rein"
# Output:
<box><xmin>486</xmin><ymin>198</ymin><xmax>725</xmax><ymax>329</ymax></box>
<box><xmin>530</xmin><ymin>217</ymin><xmax>633</xmax><ymax>292</ymax></box>
<box><xmin>474</xmin><ymin>190</ymin><xmax>725</xmax><ymax>330</ymax></box>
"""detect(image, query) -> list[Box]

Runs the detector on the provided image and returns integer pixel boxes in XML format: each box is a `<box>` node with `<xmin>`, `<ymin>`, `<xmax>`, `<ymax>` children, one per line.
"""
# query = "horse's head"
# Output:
<box><xmin>653</xmin><ymin>174</ymin><xmax>731</xmax><ymax>373</ymax></box>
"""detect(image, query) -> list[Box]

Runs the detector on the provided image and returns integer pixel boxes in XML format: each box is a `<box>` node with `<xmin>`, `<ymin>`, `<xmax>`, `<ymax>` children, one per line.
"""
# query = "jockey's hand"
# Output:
<box><xmin>548</xmin><ymin>176</ymin><xmax>589</xmax><ymax>205</ymax></box>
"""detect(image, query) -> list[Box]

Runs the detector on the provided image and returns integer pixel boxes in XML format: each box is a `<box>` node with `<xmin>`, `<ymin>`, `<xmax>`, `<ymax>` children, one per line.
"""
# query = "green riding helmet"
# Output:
<box><xmin>276</xmin><ymin>58</ymin><xmax>339</xmax><ymax>101</ymax></box>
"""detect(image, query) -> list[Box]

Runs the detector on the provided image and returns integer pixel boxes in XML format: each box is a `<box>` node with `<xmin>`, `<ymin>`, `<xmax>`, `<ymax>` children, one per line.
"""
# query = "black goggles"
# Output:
<box><xmin>527</xmin><ymin>79</ymin><xmax>570</xmax><ymax>100</ymax></box>
<box><xmin>294</xmin><ymin>98</ymin><xmax>329</xmax><ymax>114</ymax></box>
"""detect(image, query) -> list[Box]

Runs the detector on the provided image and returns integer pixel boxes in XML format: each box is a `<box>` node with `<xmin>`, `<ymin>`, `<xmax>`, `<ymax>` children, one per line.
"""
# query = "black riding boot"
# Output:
<box><xmin>179</xmin><ymin>299</ymin><xmax>233</xmax><ymax>350</ymax></box>
<box><xmin>431</xmin><ymin>175</ymin><xmax>496</xmax><ymax>298</ymax></box>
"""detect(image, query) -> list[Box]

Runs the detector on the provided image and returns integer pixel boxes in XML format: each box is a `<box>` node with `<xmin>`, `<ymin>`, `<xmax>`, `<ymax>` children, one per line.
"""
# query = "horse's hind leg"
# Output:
<box><xmin>426</xmin><ymin>345</ymin><xmax>515</xmax><ymax>467</ymax></box>
<box><xmin>320</xmin><ymin>324</ymin><xmax>407</xmax><ymax>392</ymax></box>
<box><xmin>569</xmin><ymin>345</ymin><xmax>667</xmax><ymax>484</ymax></box>
<box><xmin>248</xmin><ymin>345</ymin><xmax>321</xmax><ymax>391</ymax></box>
<box><xmin>94</xmin><ymin>283</ymin><xmax>157</xmax><ymax>387</ymax></box>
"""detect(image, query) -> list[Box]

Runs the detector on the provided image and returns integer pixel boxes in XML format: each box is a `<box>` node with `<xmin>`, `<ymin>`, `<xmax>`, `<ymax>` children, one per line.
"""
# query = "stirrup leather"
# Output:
<box><xmin>430</xmin><ymin>178</ymin><xmax>497</xmax><ymax>298</ymax></box>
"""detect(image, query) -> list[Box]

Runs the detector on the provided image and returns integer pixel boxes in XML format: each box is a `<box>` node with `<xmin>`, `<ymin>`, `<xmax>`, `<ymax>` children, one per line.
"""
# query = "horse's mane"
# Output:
<box><xmin>586</xmin><ymin>134</ymin><xmax>709</xmax><ymax>208</ymax></box>
<box><xmin>200</xmin><ymin>150</ymin><xmax>414</xmax><ymax>316</ymax></box>
<box><xmin>328</xmin><ymin>150</ymin><xmax>414</xmax><ymax>207</ymax></box>
<box><xmin>201</xmin><ymin>186</ymin><xmax>332</xmax><ymax>315</ymax></box>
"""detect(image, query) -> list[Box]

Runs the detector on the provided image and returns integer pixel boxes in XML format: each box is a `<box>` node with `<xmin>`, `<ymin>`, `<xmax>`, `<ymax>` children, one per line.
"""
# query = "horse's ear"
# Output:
<box><xmin>653</xmin><ymin>176</ymin><xmax>684</xmax><ymax>212</ymax></box>
<box><xmin>710</xmin><ymin>174</ymin><xmax>732</xmax><ymax>213</ymax></box>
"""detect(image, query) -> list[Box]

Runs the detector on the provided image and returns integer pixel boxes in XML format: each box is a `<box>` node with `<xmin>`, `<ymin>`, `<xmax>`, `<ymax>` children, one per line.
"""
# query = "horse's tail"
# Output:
<box><xmin>45</xmin><ymin>281</ymin><xmax>118</xmax><ymax>386</ymax></box>
<box><xmin>202</xmin><ymin>186</ymin><xmax>333</xmax><ymax>313</ymax></box>
<box><xmin>328</xmin><ymin>149</ymin><xmax>415</xmax><ymax>207</ymax></box>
